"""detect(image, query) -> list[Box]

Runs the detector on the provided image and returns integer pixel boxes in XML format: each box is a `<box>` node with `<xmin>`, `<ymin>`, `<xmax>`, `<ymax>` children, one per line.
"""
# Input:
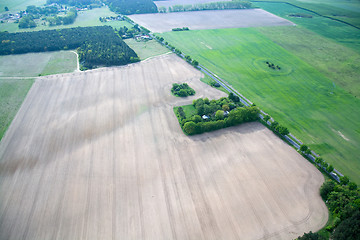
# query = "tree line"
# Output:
<box><xmin>158</xmin><ymin>0</ymin><xmax>252</xmax><ymax>13</ymax></box>
<box><xmin>175</xmin><ymin>95</ymin><xmax>259</xmax><ymax>135</ymax></box>
<box><xmin>0</xmin><ymin>26</ymin><xmax>139</xmax><ymax>68</ymax></box>
<box><xmin>171</xmin><ymin>83</ymin><xmax>195</xmax><ymax>97</ymax></box>
<box><xmin>297</xmin><ymin>180</ymin><xmax>359</xmax><ymax>240</ymax></box>
<box><xmin>103</xmin><ymin>0</ymin><xmax>158</xmax><ymax>15</ymax></box>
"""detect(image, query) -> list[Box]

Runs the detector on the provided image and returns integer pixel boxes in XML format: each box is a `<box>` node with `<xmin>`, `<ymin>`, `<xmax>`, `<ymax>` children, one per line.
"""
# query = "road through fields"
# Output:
<box><xmin>0</xmin><ymin>54</ymin><xmax>327</xmax><ymax>240</ymax></box>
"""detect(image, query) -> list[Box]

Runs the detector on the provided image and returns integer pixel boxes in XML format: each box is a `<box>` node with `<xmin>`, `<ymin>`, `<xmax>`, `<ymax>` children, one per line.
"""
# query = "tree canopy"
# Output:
<box><xmin>0</xmin><ymin>26</ymin><xmax>139</xmax><ymax>68</ymax></box>
<box><xmin>103</xmin><ymin>0</ymin><xmax>158</xmax><ymax>15</ymax></box>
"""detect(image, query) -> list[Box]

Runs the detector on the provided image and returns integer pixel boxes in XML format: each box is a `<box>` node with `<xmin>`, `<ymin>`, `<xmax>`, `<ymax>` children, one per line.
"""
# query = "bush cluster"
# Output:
<box><xmin>318</xmin><ymin>180</ymin><xmax>359</xmax><ymax>239</ymax></box>
<box><xmin>172</xmin><ymin>27</ymin><xmax>190</xmax><ymax>31</ymax></box>
<box><xmin>175</xmin><ymin>95</ymin><xmax>259</xmax><ymax>135</ymax></box>
<box><xmin>171</xmin><ymin>83</ymin><xmax>195</xmax><ymax>97</ymax></box>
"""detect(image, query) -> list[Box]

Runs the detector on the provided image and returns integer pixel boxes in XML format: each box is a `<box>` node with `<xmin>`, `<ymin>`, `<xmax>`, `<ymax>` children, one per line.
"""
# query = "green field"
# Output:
<box><xmin>0</xmin><ymin>0</ymin><xmax>46</xmax><ymax>13</ymax></box>
<box><xmin>0</xmin><ymin>7</ymin><xmax>133</xmax><ymax>33</ymax></box>
<box><xmin>0</xmin><ymin>78</ymin><xmax>33</xmax><ymax>140</ymax></box>
<box><xmin>160</xmin><ymin>28</ymin><xmax>360</xmax><ymax>184</ymax></box>
<box><xmin>0</xmin><ymin>51</ymin><xmax>77</xmax><ymax>77</ymax></box>
<box><xmin>124</xmin><ymin>39</ymin><xmax>171</xmax><ymax>60</ymax></box>
<box><xmin>257</xmin><ymin>25</ymin><xmax>360</xmax><ymax>97</ymax></box>
<box><xmin>252</xmin><ymin>1</ymin><xmax>360</xmax><ymax>52</ymax></box>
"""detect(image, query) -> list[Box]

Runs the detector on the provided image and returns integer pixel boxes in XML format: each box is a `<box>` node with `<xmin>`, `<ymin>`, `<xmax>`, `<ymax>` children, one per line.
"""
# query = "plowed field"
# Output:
<box><xmin>0</xmin><ymin>54</ymin><xmax>327</xmax><ymax>240</ymax></box>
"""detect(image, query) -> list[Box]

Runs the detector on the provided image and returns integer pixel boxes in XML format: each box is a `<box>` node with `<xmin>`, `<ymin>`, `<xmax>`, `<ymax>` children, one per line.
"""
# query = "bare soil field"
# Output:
<box><xmin>129</xmin><ymin>9</ymin><xmax>294</xmax><ymax>33</ymax></box>
<box><xmin>155</xmin><ymin>0</ymin><xmax>231</xmax><ymax>8</ymax></box>
<box><xmin>0</xmin><ymin>54</ymin><xmax>327</xmax><ymax>240</ymax></box>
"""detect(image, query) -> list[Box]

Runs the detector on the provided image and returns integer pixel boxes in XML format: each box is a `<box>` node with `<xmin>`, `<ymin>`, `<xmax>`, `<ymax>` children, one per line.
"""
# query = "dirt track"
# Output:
<box><xmin>129</xmin><ymin>9</ymin><xmax>294</xmax><ymax>33</ymax></box>
<box><xmin>0</xmin><ymin>54</ymin><xmax>327</xmax><ymax>240</ymax></box>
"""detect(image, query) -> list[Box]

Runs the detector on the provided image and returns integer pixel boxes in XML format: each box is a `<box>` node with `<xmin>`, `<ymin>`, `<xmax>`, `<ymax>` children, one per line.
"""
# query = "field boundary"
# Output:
<box><xmin>251</xmin><ymin>0</ymin><xmax>360</xmax><ymax>30</ymax></box>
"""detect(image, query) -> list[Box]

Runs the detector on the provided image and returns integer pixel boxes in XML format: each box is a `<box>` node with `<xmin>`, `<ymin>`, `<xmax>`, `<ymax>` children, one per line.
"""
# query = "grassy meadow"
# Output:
<box><xmin>253</xmin><ymin>1</ymin><xmax>360</xmax><ymax>52</ymax></box>
<box><xmin>0</xmin><ymin>78</ymin><xmax>34</xmax><ymax>140</ymax></box>
<box><xmin>0</xmin><ymin>51</ymin><xmax>77</xmax><ymax>77</ymax></box>
<box><xmin>160</xmin><ymin>28</ymin><xmax>360</xmax><ymax>183</ymax></box>
<box><xmin>124</xmin><ymin>39</ymin><xmax>171</xmax><ymax>60</ymax></box>
<box><xmin>0</xmin><ymin>0</ymin><xmax>46</xmax><ymax>13</ymax></box>
<box><xmin>257</xmin><ymin>25</ymin><xmax>360</xmax><ymax>97</ymax></box>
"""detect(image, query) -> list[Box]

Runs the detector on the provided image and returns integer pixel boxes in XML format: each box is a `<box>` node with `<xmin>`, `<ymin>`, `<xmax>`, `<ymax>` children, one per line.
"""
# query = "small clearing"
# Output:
<box><xmin>129</xmin><ymin>9</ymin><xmax>294</xmax><ymax>33</ymax></box>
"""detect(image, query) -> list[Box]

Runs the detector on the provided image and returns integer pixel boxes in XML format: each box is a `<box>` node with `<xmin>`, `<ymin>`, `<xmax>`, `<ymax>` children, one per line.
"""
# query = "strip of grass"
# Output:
<box><xmin>200</xmin><ymin>75</ymin><xmax>228</xmax><ymax>94</ymax></box>
<box><xmin>0</xmin><ymin>78</ymin><xmax>34</xmax><ymax>140</ymax></box>
<box><xmin>124</xmin><ymin>39</ymin><xmax>170</xmax><ymax>60</ymax></box>
<box><xmin>160</xmin><ymin>28</ymin><xmax>360</xmax><ymax>184</ymax></box>
<box><xmin>257</xmin><ymin>25</ymin><xmax>360</xmax><ymax>97</ymax></box>
<box><xmin>252</xmin><ymin>1</ymin><xmax>360</xmax><ymax>52</ymax></box>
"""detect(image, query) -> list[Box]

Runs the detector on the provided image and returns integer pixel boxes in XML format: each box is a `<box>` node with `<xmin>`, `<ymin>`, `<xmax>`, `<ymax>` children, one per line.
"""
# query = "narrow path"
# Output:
<box><xmin>70</xmin><ymin>51</ymin><xmax>80</xmax><ymax>72</ymax></box>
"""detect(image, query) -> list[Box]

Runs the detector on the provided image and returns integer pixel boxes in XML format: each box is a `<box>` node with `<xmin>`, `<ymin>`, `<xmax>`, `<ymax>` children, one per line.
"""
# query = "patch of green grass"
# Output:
<box><xmin>257</xmin><ymin>25</ymin><xmax>360</xmax><ymax>97</ymax></box>
<box><xmin>253</xmin><ymin>1</ymin><xmax>360</xmax><ymax>52</ymax></box>
<box><xmin>0</xmin><ymin>51</ymin><xmax>77</xmax><ymax>77</ymax></box>
<box><xmin>0</xmin><ymin>78</ymin><xmax>34</xmax><ymax>140</ymax></box>
<box><xmin>175</xmin><ymin>104</ymin><xmax>197</xmax><ymax>119</ymax></box>
<box><xmin>0</xmin><ymin>7</ymin><xmax>133</xmax><ymax>33</ymax></box>
<box><xmin>0</xmin><ymin>0</ymin><xmax>46</xmax><ymax>13</ymax></box>
<box><xmin>160</xmin><ymin>28</ymin><xmax>360</xmax><ymax>184</ymax></box>
<box><xmin>124</xmin><ymin>39</ymin><xmax>170</xmax><ymax>60</ymax></box>
<box><xmin>200</xmin><ymin>75</ymin><xmax>228</xmax><ymax>94</ymax></box>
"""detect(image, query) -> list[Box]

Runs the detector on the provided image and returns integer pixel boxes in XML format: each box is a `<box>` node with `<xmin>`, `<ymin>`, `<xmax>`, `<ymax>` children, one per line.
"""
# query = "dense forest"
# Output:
<box><xmin>103</xmin><ymin>0</ymin><xmax>158</xmax><ymax>15</ymax></box>
<box><xmin>0</xmin><ymin>26</ymin><xmax>139</xmax><ymax>68</ymax></box>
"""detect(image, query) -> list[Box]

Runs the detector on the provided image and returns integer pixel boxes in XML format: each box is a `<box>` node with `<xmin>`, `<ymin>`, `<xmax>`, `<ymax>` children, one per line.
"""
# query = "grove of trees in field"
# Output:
<box><xmin>175</xmin><ymin>95</ymin><xmax>259</xmax><ymax>135</ymax></box>
<box><xmin>171</xmin><ymin>83</ymin><xmax>195</xmax><ymax>97</ymax></box>
<box><xmin>103</xmin><ymin>0</ymin><xmax>158</xmax><ymax>15</ymax></box>
<box><xmin>0</xmin><ymin>26</ymin><xmax>139</xmax><ymax>68</ymax></box>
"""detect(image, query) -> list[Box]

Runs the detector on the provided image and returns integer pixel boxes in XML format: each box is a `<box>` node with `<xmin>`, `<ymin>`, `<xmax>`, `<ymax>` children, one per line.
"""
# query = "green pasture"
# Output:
<box><xmin>252</xmin><ymin>1</ymin><xmax>360</xmax><ymax>51</ymax></box>
<box><xmin>0</xmin><ymin>78</ymin><xmax>33</xmax><ymax>140</ymax></box>
<box><xmin>257</xmin><ymin>26</ymin><xmax>360</xmax><ymax>97</ymax></box>
<box><xmin>0</xmin><ymin>7</ymin><xmax>133</xmax><ymax>33</ymax></box>
<box><xmin>124</xmin><ymin>39</ymin><xmax>170</xmax><ymax>60</ymax></box>
<box><xmin>0</xmin><ymin>51</ymin><xmax>77</xmax><ymax>77</ymax></box>
<box><xmin>253</xmin><ymin>0</ymin><xmax>360</xmax><ymax>27</ymax></box>
<box><xmin>200</xmin><ymin>75</ymin><xmax>227</xmax><ymax>93</ymax></box>
<box><xmin>174</xmin><ymin>105</ymin><xmax>197</xmax><ymax>119</ymax></box>
<box><xmin>160</xmin><ymin>28</ymin><xmax>360</xmax><ymax>184</ymax></box>
<box><xmin>0</xmin><ymin>0</ymin><xmax>46</xmax><ymax>13</ymax></box>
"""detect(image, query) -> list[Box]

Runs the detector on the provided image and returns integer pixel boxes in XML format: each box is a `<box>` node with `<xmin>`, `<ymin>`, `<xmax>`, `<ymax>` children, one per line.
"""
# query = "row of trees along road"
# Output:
<box><xmin>0</xmin><ymin>26</ymin><xmax>139</xmax><ymax>68</ymax></box>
